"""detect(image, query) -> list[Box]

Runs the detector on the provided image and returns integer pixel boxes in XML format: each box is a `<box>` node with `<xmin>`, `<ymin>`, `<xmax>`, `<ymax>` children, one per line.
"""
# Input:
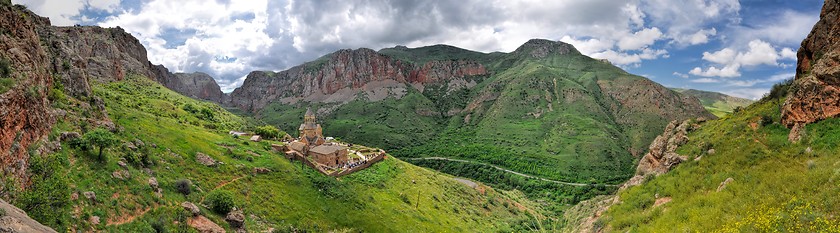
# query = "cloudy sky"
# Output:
<box><xmin>15</xmin><ymin>0</ymin><xmax>823</xmax><ymax>99</ymax></box>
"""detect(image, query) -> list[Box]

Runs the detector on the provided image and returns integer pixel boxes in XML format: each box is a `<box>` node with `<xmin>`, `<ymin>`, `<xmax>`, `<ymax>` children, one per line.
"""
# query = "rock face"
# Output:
<box><xmin>152</xmin><ymin>66</ymin><xmax>226</xmax><ymax>102</ymax></box>
<box><xmin>227</xmin><ymin>48</ymin><xmax>489</xmax><ymax>111</ymax></box>
<box><xmin>195</xmin><ymin>152</ymin><xmax>217</xmax><ymax>167</ymax></box>
<box><xmin>0</xmin><ymin>4</ymin><xmax>55</xmax><ymax>184</ymax></box>
<box><xmin>0</xmin><ymin>199</ymin><xmax>58</xmax><ymax>233</ymax></box>
<box><xmin>781</xmin><ymin>0</ymin><xmax>840</xmax><ymax>139</ymax></box>
<box><xmin>635</xmin><ymin>120</ymin><xmax>695</xmax><ymax>177</ymax></box>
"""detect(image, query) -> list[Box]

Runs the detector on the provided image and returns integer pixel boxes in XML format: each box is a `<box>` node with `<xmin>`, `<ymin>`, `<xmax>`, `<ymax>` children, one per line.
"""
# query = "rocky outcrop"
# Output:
<box><xmin>227</xmin><ymin>48</ymin><xmax>488</xmax><ymax>112</ymax></box>
<box><xmin>512</xmin><ymin>38</ymin><xmax>579</xmax><ymax>58</ymax></box>
<box><xmin>152</xmin><ymin>65</ymin><xmax>226</xmax><ymax>102</ymax></box>
<box><xmin>0</xmin><ymin>199</ymin><xmax>57</xmax><ymax>233</ymax></box>
<box><xmin>634</xmin><ymin>120</ymin><xmax>696</xmax><ymax>177</ymax></box>
<box><xmin>0</xmin><ymin>4</ymin><xmax>55</xmax><ymax>184</ymax></box>
<box><xmin>781</xmin><ymin>0</ymin><xmax>840</xmax><ymax>140</ymax></box>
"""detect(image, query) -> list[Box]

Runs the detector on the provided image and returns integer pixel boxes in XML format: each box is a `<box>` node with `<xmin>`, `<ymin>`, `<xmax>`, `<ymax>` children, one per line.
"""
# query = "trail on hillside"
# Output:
<box><xmin>404</xmin><ymin>157</ymin><xmax>618</xmax><ymax>187</ymax></box>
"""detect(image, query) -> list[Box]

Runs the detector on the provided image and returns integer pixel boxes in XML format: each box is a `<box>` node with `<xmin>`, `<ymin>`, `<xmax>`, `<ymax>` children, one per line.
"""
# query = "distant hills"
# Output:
<box><xmin>671</xmin><ymin>88</ymin><xmax>754</xmax><ymax>117</ymax></box>
<box><xmin>220</xmin><ymin>38</ymin><xmax>714</xmax><ymax>196</ymax></box>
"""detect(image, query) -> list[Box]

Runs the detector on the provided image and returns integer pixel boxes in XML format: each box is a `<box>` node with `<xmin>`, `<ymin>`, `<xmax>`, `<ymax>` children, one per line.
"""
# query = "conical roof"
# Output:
<box><xmin>305</xmin><ymin>107</ymin><xmax>314</xmax><ymax>116</ymax></box>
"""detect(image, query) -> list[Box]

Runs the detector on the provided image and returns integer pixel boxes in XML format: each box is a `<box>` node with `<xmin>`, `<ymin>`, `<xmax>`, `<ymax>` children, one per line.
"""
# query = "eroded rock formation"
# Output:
<box><xmin>781</xmin><ymin>0</ymin><xmax>840</xmax><ymax>140</ymax></box>
<box><xmin>227</xmin><ymin>48</ymin><xmax>489</xmax><ymax>112</ymax></box>
<box><xmin>0</xmin><ymin>199</ymin><xmax>57</xmax><ymax>233</ymax></box>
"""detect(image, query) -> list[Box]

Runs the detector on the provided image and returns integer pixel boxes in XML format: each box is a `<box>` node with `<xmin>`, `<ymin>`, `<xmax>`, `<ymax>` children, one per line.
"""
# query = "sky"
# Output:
<box><xmin>14</xmin><ymin>0</ymin><xmax>824</xmax><ymax>99</ymax></box>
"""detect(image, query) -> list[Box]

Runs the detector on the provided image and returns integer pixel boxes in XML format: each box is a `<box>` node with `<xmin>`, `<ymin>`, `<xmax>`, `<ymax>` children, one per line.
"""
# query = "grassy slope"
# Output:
<box><xmin>673</xmin><ymin>88</ymin><xmax>754</xmax><ymax>117</ymax></box>
<box><xmin>600</xmin><ymin>97</ymin><xmax>840</xmax><ymax>232</ymax></box>
<box><xmin>41</xmin><ymin>76</ymin><xmax>540</xmax><ymax>232</ymax></box>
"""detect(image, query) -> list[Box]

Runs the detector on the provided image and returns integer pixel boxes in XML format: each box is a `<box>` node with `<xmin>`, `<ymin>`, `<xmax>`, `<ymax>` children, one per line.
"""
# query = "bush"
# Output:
<box><xmin>0</xmin><ymin>58</ymin><xmax>10</xmax><ymax>79</ymax></box>
<box><xmin>760</xmin><ymin>115</ymin><xmax>774</xmax><ymax>126</ymax></box>
<box><xmin>174</xmin><ymin>179</ymin><xmax>191</xmax><ymax>195</ymax></box>
<box><xmin>205</xmin><ymin>190</ymin><xmax>235</xmax><ymax>214</ymax></box>
<box><xmin>761</xmin><ymin>78</ymin><xmax>794</xmax><ymax>102</ymax></box>
<box><xmin>255</xmin><ymin>125</ymin><xmax>285</xmax><ymax>140</ymax></box>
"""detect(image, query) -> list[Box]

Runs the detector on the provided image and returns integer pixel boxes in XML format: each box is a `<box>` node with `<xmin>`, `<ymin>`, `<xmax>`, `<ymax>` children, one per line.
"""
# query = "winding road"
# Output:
<box><xmin>403</xmin><ymin>157</ymin><xmax>619</xmax><ymax>187</ymax></box>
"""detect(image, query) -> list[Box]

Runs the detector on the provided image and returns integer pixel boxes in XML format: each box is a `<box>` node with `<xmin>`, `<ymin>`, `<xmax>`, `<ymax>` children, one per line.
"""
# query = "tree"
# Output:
<box><xmin>83</xmin><ymin>128</ymin><xmax>118</xmax><ymax>161</ymax></box>
<box><xmin>255</xmin><ymin>125</ymin><xmax>285</xmax><ymax>140</ymax></box>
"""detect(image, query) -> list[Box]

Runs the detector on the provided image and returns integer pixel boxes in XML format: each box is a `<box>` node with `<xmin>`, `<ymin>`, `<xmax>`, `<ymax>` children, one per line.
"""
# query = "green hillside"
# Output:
<box><xmin>258</xmin><ymin>41</ymin><xmax>711</xmax><ymax>213</ymax></box>
<box><xmin>8</xmin><ymin>75</ymin><xmax>543</xmax><ymax>232</ymax></box>
<box><xmin>672</xmin><ymin>88</ymin><xmax>754</xmax><ymax>117</ymax></box>
<box><xmin>599</xmin><ymin>84</ymin><xmax>840</xmax><ymax>232</ymax></box>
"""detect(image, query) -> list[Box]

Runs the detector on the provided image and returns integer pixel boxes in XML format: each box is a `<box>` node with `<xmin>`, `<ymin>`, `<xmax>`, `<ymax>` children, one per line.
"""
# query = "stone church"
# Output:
<box><xmin>288</xmin><ymin>108</ymin><xmax>348</xmax><ymax>167</ymax></box>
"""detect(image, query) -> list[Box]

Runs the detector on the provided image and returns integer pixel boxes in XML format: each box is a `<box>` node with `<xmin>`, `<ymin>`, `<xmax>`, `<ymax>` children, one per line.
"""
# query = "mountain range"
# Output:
<box><xmin>3</xmin><ymin>0</ymin><xmax>838</xmax><ymax>231</ymax></box>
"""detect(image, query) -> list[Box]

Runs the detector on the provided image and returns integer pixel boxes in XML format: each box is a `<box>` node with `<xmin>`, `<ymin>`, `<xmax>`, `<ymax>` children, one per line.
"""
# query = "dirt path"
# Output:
<box><xmin>106</xmin><ymin>205</ymin><xmax>155</xmax><ymax>226</ymax></box>
<box><xmin>215</xmin><ymin>175</ymin><xmax>247</xmax><ymax>190</ymax></box>
<box><xmin>404</xmin><ymin>157</ymin><xmax>618</xmax><ymax>187</ymax></box>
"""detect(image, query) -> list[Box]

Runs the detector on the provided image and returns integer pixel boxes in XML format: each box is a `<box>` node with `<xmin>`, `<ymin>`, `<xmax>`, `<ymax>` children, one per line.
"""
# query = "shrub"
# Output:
<box><xmin>761</xmin><ymin>78</ymin><xmax>794</xmax><ymax>102</ymax></box>
<box><xmin>255</xmin><ymin>125</ymin><xmax>285</xmax><ymax>140</ymax></box>
<box><xmin>0</xmin><ymin>58</ymin><xmax>10</xmax><ymax>79</ymax></box>
<box><xmin>82</xmin><ymin>128</ymin><xmax>118</xmax><ymax>161</ymax></box>
<box><xmin>760</xmin><ymin>115</ymin><xmax>774</xmax><ymax>126</ymax></box>
<box><xmin>174</xmin><ymin>179</ymin><xmax>191</xmax><ymax>195</ymax></box>
<box><xmin>205</xmin><ymin>190</ymin><xmax>235</xmax><ymax>214</ymax></box>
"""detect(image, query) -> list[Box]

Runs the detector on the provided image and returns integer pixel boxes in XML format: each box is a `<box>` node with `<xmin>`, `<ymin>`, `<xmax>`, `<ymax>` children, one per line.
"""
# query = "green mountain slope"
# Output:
<box><xmin>254</xmin><ymin>40</ymin><xmax>713</xmax><ymax>211</ymax></box>
<box><xmin>598</xmin><ymin>87</ymin><xmax>840</xmax><ymax>231</ymax></box>
<box><xmin>672</xmin><ymin>88</ymin><xmax>754</xmax><ymax>117</ymax></box>
<box><xmin>11</xmin><ymin>75</ymin><xmax>542</xmax><ymax>232</ymax></box>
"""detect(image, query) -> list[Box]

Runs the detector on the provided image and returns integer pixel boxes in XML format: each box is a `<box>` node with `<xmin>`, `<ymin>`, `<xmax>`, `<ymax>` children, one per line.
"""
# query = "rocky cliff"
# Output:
<box><xmin>781</xmin><ymin>0</ymin><xmax>840</xmax><ymax>140</ymax></box>
<box><xmin>37</xmin><ymin>19</ymin><xmax>224</xmax><ymax>101</ymax></box>
<box><xmin>0</xmin><ymin>4</ymin><xmax>54</xmax><ymax>183</ymax></box>
<box><xmin>152</xmin><ymin>65</ymin><xmax>225</xmax><ymax>102</ymax></box>
<box><xmin>227</xmin><ymin>48</ymin><xmax>488</xmax><ymax>111</ymax></box>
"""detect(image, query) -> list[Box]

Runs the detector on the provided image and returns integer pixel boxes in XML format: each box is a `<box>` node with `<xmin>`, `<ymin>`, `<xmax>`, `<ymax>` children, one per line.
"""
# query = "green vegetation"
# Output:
<box><xmin>15</xmin><ymin>148</ymin><xmax>71</xmax><ymax>231</ymax></box>
<box><xmin>601</xmin><ymin>91</ymin><xmax>840</xmax><ymax>231</ymax></box>
<box><xmin>0</xmin><ymin>58</ymin><xmax>13</xmax><ymax>94</ymax></box>
<box><xmin>82</xmin><ymin>128</ymin><xmax>119</xmax><ymax>161</ymax></box>
<box><xmin>254</xmin><ymin>125</ymin><xmax>285</xmax><ymax>140</ymax></box>
<box><xmin>22</xmin><ymin>75</ymin><xmax>540</xmax><ymax>232</ymax></box>
<box><xmin>673</xmin><ymin>88</ymin><xmax>754</xmax><ymax>117</ymax></box>
<box><xmin>174</xmin><ymin>179</ymin><xmax>191</xmax><ymax>195</ymax></box>
<box><xmin>205</xmin><ymin>190</ymin><xmax>235</xmax><ymax>214</ymax></box>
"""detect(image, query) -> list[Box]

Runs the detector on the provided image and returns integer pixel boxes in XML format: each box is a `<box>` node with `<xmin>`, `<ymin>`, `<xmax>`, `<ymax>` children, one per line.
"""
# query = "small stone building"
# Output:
<box><xmin>309</xmin><ymin>144</ymin><xmax>348</xmax><ymax>167</ymax></box>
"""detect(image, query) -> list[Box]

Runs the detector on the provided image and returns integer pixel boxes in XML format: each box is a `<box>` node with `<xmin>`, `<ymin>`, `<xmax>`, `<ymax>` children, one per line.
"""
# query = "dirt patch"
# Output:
<box><xmin>653</xmin><ymin>197</ymin><xmax>672</xmax><ymax>208</ymax></box>
<box><xmin>107</xmin><ymin>205</ymin><xmax>154</xmax><ymax>226</ymax></box>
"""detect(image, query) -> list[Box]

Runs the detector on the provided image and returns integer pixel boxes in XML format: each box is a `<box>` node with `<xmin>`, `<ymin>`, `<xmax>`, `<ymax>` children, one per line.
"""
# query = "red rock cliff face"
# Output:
<box><xmin>0</xmin><ymin>5</ymin><xmax>54</xmax><ymax>181</ymax></box>
<box><xmin>781</xmin><ymin>0</ymin><xmax>840</xmax><ymax>140</ymax></box>
<box><xmin>228</xmin><ymin>48</ymin><xmax>488</xmax><ymax>112</ymax></box>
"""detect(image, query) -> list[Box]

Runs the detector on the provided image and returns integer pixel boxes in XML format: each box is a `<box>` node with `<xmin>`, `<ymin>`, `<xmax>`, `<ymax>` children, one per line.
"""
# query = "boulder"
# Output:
<box><xmin>0</xmin><ymin>199</ymin><xmax>58</xmax><ymax>232</ymax></box>
<box><xmin>181</xmin><ymin>202</ymin><xmax>201</xmax><ymax>216</ymax></box>
<box><xmin>225</xmin><ymin>208</ymin><xmax>246</xmax><ymax>229</ymax></box>
<box><xmin>83</xmin><ymin>191</ymin><xmax>96</xmax><ymax>203</ymax></box>
<box><xmin>112</xmin><ymin>170</ymin><xmax>130</xmax><ymax>180</ymax></box>
<box><xmin>89</xmin><ymin>215</ymin><xmax>100</xmax><ymax>225</ymax></box>
<box><xmin>134</xmin><ymin>139</ymin><xmax>145</xmax><ymax>148</ymax></box>
<box><xmin>187</xmin><ymin>216</ymin><xmax>225</xmax><ymax>233</ymax></box>
<box><xmin>117</xmin><ymin>160</ymin><xmax>128</xmax><ymax>168</ymax></box>
<box><xmin>59</xmin><ymin>132</ymin><xmax>80</xmax><ymax>142</ymax></box>
<box><xmin>195</xmin><ymin>152</ymin><xmax>217</xmax><ymax>167</ymax></box>
<box><xmin>717</xmin><ymin>177</ymin><xmax>734</xmax><ymax>192</ymax></box>
<box><xmin>124</xmin><ymin>142</ymin><xmax>138</xmax><ymax>151</ymax></box>
<box><xmin>253</xmin><ymin>167</ymin><xmax>272</xmax><ymax>174</ymax></box>
<box><xmin>148</xmin><ymin>177</ymin><xmax>159</xmax><ymax>189</ymax></box>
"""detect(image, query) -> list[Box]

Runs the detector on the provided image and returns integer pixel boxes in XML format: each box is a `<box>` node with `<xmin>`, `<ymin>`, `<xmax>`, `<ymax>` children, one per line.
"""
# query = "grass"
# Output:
<box><xmin>17</xmin><ymin>75</ymin><xmax>541</xmax><ymax>232</ymax></box>
<box><xmin>601</xmin><ymin>96</ymin><xmax>840</xmax><ymax>232</ymax></box>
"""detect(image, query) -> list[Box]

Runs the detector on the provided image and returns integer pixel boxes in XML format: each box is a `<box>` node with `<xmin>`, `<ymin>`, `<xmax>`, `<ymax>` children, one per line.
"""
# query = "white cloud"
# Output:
<box><xmin>682</xmin><ymin>28</ymin><xmax>717</xmax><ymax>45</ymax></box>
<box><xmin>690</xmin><ymin>78</ymin><xmax>720</xmax><ymax>83</ymax></box>
<box><xmin>673</xmin><ymin>72</ymin><xmax>689</xmax><ymax>78</ymax></box>
<box><xmin>780</xmin><ymin>47</ymin><xmax>797</xmax><ymax>60</ymax></box>
<box><xmin>723</xmin><ymin>88</ymin><xmax>770</xmax><ymax>100</ymax></box>
<box><xmin>690</xmin><ymin>65</ymin><xmax>740</xmax><ymax>78</ymax></box>
<box><xmin>690</xmin><ymin>40</ymin><xmax>798</xmax><ymax>78</ymax></box>
<box><xmin>591</xmin><ymin>48</ymin><xmax>668</xmax><ymax>66</ymax></box>
<box><xmin>618</xmin><ymin>27</ymin><xmax>663</xmax><ymax>50</ymax></box>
